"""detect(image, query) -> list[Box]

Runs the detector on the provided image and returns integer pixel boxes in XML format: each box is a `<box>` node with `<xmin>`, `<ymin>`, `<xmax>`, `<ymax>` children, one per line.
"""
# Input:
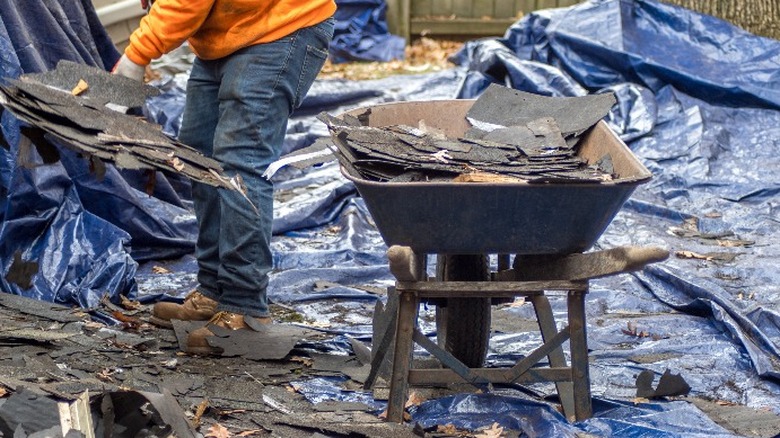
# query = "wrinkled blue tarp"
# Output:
<box><xmin>0</xmin><ymin>0</ymin><xmax>203</xmax><ymax>306</ymax></box>
<box><xmin>3</xmin><ymin>0</ymin><xmax>780</xmax><ymax>435</ymax></box>
<box><xmin>330</xmin><ymin>0</ymin><xmax>406</xmax><ymax>63</ymax></box>
<box><xmin>0</xmin><ymin>0</ymin><xmax>135</xmax><ymax>306</ymax></box>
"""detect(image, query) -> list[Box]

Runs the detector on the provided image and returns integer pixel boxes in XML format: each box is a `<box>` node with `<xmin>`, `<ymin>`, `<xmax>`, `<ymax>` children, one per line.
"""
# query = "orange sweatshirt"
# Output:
<box><xmin>125</xmin><ymin>0</ymin><xmax>337</xmax><ymax>66</ymax></box>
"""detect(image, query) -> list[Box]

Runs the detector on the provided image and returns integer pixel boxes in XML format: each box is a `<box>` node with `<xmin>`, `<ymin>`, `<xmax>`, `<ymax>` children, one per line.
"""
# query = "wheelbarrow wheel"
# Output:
<box><xmin>435</xmin><ymin>254</ymin><xmax>491</xmax><ymax>368</ymax></box>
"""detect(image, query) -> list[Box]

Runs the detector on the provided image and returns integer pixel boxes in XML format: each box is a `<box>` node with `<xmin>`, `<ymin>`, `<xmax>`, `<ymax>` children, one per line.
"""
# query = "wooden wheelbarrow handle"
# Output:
<box><xmin>386</xmin><ymin>245</ymin><xmax>670</xmax><ymax>282</ymax></box>
<box><xmin>511</xmin><ymin>246</ymin><xmax>669</xmax><ymax>281</ymax></box>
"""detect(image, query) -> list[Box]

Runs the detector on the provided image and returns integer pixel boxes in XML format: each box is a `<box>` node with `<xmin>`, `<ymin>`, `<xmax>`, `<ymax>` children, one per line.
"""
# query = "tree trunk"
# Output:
<box><xmin>661</xmin><ymin>0</ymin><xmax>780</xmax><ymax>40</ymax></box>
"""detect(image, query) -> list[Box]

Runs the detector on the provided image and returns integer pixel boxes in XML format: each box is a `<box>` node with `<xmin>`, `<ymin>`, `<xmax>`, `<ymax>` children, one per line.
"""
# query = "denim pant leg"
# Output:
<box><xmin>190</xmin><ymin>19</ymin><xmax>333</xmax><ymax>317</ymax></box>
<box><xmin>178</xmin><ymin>60</ymin><xmax>221</xmax><ymax>300</ymax></box>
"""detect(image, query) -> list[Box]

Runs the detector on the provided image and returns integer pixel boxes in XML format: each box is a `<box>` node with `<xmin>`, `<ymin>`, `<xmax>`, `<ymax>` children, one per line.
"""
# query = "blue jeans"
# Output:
<box><xmin>177</xmin><ymin>18</ymin><xmax>334</xmax><ymax>318</ymax></box>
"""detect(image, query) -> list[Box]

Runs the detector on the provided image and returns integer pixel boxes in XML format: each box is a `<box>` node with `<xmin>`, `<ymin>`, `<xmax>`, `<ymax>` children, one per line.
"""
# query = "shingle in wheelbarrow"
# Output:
<box><xmin>331</xmin><ymin>99</ymin><xmax>667</xmax><ymax>422</ymax></box>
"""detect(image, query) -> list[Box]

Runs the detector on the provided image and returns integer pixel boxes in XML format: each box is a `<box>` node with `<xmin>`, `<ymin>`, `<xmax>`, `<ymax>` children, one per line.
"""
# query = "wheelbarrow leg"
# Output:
<box><xmin>386</xmin><ymin>291</ymin><xmax>419</xmax><ymax>422</ymax></box>
<box><xmin>530</xmin><ymin>294</ymin><xmax>576</xmax><ymax>421</ymax></box>
<box><xmin>568</xmin><ymin>290</ymin><xmax>592</xmax><ymax>420</ymax></box>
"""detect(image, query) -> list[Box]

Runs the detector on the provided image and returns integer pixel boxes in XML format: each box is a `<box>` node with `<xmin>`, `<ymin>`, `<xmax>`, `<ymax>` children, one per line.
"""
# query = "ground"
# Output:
<box><xmin>0</xmin><ymin>290</ymin><xmax>556</xmax><ymax>437</ymax></box>
<box><xmin>2</xmin><ymin>290</ymin><xmax>780</xmax><ymax>437</ymax></box>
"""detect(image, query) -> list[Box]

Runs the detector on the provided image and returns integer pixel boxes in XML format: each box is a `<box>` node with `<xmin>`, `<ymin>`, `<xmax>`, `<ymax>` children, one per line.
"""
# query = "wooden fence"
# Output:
<box><xmin>386</xmin><ymin>0</ymin><xmax>780</xmax><ymax>43</ymax></box>
<box><xmin>385</xmin><ymin>0</ymin><xmax>580</xmax><ymax>42</ymax></box>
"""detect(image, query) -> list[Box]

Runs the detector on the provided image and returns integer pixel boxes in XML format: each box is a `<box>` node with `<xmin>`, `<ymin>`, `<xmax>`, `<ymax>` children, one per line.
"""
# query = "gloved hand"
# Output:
<box><xmin>112</xmin><ymin>54</ymin><xmax>145</xmax><ymax>82</ymax></box>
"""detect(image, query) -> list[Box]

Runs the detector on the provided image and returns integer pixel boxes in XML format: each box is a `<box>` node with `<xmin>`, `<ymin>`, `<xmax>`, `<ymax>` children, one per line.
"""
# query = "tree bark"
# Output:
<box><xmin>661</xmin><ymin>0</ymin><xmax>780</xmax><ymax>40</ymax></box>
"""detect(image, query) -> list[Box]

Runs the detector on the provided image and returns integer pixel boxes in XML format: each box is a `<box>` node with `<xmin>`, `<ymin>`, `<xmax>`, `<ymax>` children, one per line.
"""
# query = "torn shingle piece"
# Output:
<box><xmin>466</xmin><ymin>83</ymin><xmax>616</xmax><ymax>138</ymax></box>
<box><xmin>24</xmin><ymin>60</ymin><xmax>159</xmax><ymax>109</ymax></box>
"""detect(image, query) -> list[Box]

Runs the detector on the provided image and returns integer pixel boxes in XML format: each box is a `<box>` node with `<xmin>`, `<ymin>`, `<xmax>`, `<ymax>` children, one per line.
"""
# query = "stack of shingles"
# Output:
<box><xmin>321</xmin><ymin>83</ymin><xmax>617</xmax><ymax>183</ymax></box>
<box><xmin>0</xmin><ymin>60</ymin><xmax>243</xmax><ymax>193</ymax></box>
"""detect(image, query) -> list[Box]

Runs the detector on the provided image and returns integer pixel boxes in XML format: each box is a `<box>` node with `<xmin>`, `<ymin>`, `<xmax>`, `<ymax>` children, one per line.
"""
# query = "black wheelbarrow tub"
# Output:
<box><xmin>338</xmin><ymin>100</ymin><xmax>652</xmax><ymax>255</ymax></box>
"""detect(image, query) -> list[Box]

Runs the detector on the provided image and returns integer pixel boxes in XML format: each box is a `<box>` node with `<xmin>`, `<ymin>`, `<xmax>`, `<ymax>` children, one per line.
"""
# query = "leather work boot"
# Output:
<box><xmin>186</xmin><ymin>311</ymin><xmax>271</xmax><ymax>356</ymax></box>
<box><xmin>149</xmin><ymin>290</ymin><xmax>218</xmax><ymax>328</ymax></box>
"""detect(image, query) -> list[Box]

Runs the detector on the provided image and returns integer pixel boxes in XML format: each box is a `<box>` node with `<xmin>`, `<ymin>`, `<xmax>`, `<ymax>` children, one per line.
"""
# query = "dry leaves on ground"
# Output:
<box><xmin>206</xmin><ymin>423</ymin><xmax>231</xmax><ymax>438</ymax></box>
<box><xmin>475</xmin><ymin>422</ymin><xmax>505</xmax><ymax>438</ymax></box>
<box><xmin>318</xmin><ymin>37</ymin><xmax>464</xmax><ymax>81</ymax></box>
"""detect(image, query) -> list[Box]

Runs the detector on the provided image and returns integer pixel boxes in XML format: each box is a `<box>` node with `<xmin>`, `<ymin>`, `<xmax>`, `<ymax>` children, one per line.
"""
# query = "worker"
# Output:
<box><xmin>113</xmin><ymin>0</ymin><xmax>336</xmax><ymax>355</ymax></box>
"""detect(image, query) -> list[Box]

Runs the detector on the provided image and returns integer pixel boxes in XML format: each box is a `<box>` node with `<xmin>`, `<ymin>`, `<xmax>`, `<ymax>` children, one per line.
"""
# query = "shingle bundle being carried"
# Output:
<box><xmin>320</xmin><ymin>84</ymin><xmax>618</xmax><ymax>183</ymax></box>
<box><xmin>0</xmin><ymin>60</ymin><xmax>245</xmax><ymax>193</ymax></box>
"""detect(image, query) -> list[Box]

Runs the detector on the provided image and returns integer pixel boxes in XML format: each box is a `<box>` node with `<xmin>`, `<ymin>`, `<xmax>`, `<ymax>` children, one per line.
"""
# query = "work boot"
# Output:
<box><xmin>185</xmin><ymin>311</ymin><xmax>271</xmax><ymax>356</ymax></box>
<box><xmin>149</xmin><ymin>290</ymin><xmax>218</xmax><ymax>328</ymax></box>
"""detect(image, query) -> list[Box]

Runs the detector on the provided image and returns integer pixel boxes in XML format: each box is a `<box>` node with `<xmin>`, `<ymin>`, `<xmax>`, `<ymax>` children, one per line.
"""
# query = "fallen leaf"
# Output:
<box><xmin>622</xmin><ymin>321</ymin><xmax>666</xmax><ymax>340</ymax></box>
<box><xmin>404</xmin><ymin>391</ymin><xmax>426</xmax><ymax>408</ymax></box>
<box><xmin>193</xmin><ymin>399</ymin><xmax>209</xmax><ymax>427</ymax></box>
<box><xmin>675</xmin><ymin>250</ymin><xmax>712</xmax><ymax>261</ymax></box>
<box><xmin>111</xmin><ymin>311</ymin><xmax>142</xmax><ymax>330</ymax></box>
<box><xmin>475</xmin><ymin>422</ymin><xmax>505</xmax><ymax>438</ymax></box>
<box><xmin>96</xmin><ymin>368</ymin><xmax>116</xmax><ymax>383</ymax></box>
<box><xmin>289</xmin><ymin>356</ymin><xmax>313</xmax><ymax>367</ymax></box>
<box><xmin>215</xmin><ymin>408</ymin><xmax>247</xmax><ymax>416</ymax></box>
<box><xmin>120</xmin><ymin>295</ymin><xmax>141</xmax><ymax>310</ymax></box>
<box><xmin>238</xmin><ymin>430</ymin><xmax>264</xmax><ymax>437</ymax></box>
<box><xmin>206</xmin><ymin>423</ymin><xmax>231</xmax><ymax>438</ymax></box>
<box><xmin>715</xmin><ymin>399</ymin><xmax>738</xmax><ymax>406</ymax></box>
<box><xmin>436</xmin><ymin>424</ymin><xmax>461</xmax><ymax>435</ymax></box>
<box><xmin>507</xmin><ymin>298</ymin><xmax>526</xmax><ymax>308</ymax></box>
<box><xmin>716</xmin><ymin>239</ymin><xmax>753</xmax><ymax>247</ymax></box>
<box><xmin>151</xmin><ymin>265</ymin><xmax>171</xmax><ymax>274</ymax></box>
<box><xmin>71</xmin><ymin>79</ymin><xmax>88</xmax><ymax>95</ymax></box>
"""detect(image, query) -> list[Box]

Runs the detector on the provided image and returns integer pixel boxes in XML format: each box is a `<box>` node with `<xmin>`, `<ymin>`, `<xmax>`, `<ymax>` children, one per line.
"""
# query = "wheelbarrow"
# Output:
<box><xmin>331</xmin><ymin>99</ymin><xmax>666</xmax><ymax>422</ymax></box>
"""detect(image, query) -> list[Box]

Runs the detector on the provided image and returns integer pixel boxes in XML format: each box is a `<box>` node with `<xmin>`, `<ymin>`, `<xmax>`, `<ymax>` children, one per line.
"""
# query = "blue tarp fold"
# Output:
<box><xmin>0</xmin><ymin>0</ymin><xmax>197</xmax><ymax>305</ymax></box>
<box><xmin>330</xmin><ymin>0</ymin><xmax>405</xmax><ymax>63</ymax></box>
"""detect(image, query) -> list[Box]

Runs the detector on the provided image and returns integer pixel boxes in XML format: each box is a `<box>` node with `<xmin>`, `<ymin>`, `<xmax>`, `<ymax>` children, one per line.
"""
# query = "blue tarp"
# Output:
<box><xmin>330</xmin><ymin>0</ymin><xmax>406</xmax><ymax>63</ymax></box>
<box><xmin>0</xmin><ymin>0</ymin><xmax>203</xmax><ymax>306</ymax></box>
<box><xmin>3</xmin><ymin>0</ymin><xmax>780</xmax><ymax>435</ymax></box>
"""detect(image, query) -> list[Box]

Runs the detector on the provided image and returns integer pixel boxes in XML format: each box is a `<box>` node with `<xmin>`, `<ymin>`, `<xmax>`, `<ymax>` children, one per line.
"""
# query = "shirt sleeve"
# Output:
<box><xmin>125</xmin><ymin>0</ymin><xmax>217</xmax><ymax>66</ymax></box>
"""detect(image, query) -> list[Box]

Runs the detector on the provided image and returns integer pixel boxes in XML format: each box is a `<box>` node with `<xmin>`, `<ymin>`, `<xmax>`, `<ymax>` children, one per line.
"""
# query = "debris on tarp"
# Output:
<box><xmin>320</xmin><ymin>84</ymin><xmax>617</xmax><ymax>183</ymax></box>
<box><xmin>0</xmin><ymin>291</ymin><xmax>83</xmax><ymax>323</ymax></box>
<box><xmin>262</xmin><ymin>137</ymin><xmax>335</xmax><ymax>179</ymax></box>
<box><xmin>636</xmin><ymin>369</ymin><xmax>692</xmax><ymax>399</ymax></box>
<box><xmin>0</xmin><ymin>388</ymin><xmax>196</xmax><ymax>438</ymax></box>
<box><xmin>172</xmin><ymin>319</ymin><xmax>322</xmax><ymax>360</ymax></box>
<box><xmin>4</xmin><ymin>251</ymin><xmax>40</xmax><ymax>291</ymax></box>
<box><xmin>0</xmin><ymin>60</ymin><xmax>243</xmax><ymax>192</ymax></box>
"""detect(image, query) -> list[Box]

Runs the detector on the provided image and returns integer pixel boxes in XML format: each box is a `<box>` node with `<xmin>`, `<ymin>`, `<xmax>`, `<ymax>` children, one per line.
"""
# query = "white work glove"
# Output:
<box><xmin>112</xmin><ymin>54</ymin><xmax>145</xmax><ymax>82</ymax></box>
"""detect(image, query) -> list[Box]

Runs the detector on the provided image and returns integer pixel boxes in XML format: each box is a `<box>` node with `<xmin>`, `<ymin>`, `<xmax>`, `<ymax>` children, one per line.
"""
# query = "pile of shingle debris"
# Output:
<box><xmin>0</xmin><ymin>60</ymin><xmax>244</xmax><ymax>193</ymax></box>
<box><xmin>320</xmin><ymin>84</ymin><xmax>618</xmax><ymax>183</ymax></box>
